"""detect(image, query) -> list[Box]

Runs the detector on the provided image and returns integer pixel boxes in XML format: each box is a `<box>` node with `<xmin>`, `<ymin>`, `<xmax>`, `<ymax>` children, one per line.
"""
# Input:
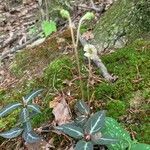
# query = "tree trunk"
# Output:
<box><xmin>92</xmin><ymin>0</ymin><xmax>150</xmax><ymax>53</ymax></box>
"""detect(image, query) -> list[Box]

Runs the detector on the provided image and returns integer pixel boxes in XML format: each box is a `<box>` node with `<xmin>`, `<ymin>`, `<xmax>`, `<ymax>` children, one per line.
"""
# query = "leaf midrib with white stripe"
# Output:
<box><xmin>0</xmin><ymin>103</ymin><xmax>22</xmax><ymax>116</ymax></box>
<box><xmin>64</xmin><ymin>126</ymin><xmax>83</xmax><ymax>136</ymax></box>
<box><xmin>90</xmin><ymin>113</ymin><xmax>103</xmax><ymax>134</ymax></box>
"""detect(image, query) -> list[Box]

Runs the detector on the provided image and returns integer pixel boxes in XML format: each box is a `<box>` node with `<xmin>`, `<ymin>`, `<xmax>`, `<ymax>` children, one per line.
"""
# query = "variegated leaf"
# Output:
<box><xmin>102</xmin><ymin>117</ymin><xmax>132</xmax><ymax>150</ymax></box>
<box><xmin>22</xmin><ymin>131</ymin><xmax>41</xmax><ymax>143</ymax></box>
<box><xmin>24</xmin><ymin>89</ymin><xmax>43</xmax><ymax>104</ymax></box>
<box><xmin>92</xmin><ymin>135</ymin><xmax>119</xmax><ymax>145</ymax></box>
<box><xmin>55</xmin><ymin>123</ymin><xmax>84</xmax><ymax>139</ymax></box>
<box><xmin>0</xmin><ymin>103</ymin><xmax>22</xmax><ymax>117</ymax></box>
<box><xmin>75</xmin><ymin>100</ymin><xmax>90</xmax><ymax>115</ymax></box>
<box><xmin>27</xmin><ymin>104</ymin><xmax>41</xmax><ymax>113</ymax></box>
<box><xmin>0</xmin><ymin>127</ymin><xmax>23</xmax><ymax>139</ymax></box>
<box><xmin>75</xmin><ymin>115</ymin><xmax>87</xmax><ymax>126</ymax></box>
<box><xmin>20</xmin><ymin>108</ymin><xmax>29</xmax><ymax>122</ymax></box>
<box><xmin>75</xmin><ymin>140</ymin><xmax>93</xmax><ymax>150</ymax></box>
<box><xmin>85</xmin><ymin>111</ymin><xmax>105</xmax><ymax>135</ymax></box>
<box><xmin>130</xmin><ymin>143</ymin><xmax>150</xmax><ymax>150</ymax></box>
<box><xmin>23</xmin><ymin>121</ymin><xmax>32</xmax><ymax>132</ymax></box>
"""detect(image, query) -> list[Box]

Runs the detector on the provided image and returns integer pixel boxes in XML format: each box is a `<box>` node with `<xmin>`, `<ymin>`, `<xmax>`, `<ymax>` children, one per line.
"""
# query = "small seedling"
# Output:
<box><xmin>41</xmin><ymin>20</ymin><xmax>57</xmax><ymax>37</ymax></box>
<box><xmin>0</xmin><ymin>89</ymin><xmax>43</xmax><ymax>143</ymax></box>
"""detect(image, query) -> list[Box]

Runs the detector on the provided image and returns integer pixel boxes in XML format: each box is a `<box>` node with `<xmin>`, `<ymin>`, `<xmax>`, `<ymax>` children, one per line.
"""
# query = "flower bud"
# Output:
<box><xmin>60</xmin><ymin>9</ymin><xmax>70</xmax><ymax>19</ymax></box>
<box><xmin>82</xmin><ymin>12</ymin><xmax>94</xmax><ymax>20</ymax></box>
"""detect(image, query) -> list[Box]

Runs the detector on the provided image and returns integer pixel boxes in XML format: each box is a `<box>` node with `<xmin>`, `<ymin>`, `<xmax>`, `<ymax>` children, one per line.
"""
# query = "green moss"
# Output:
<box><xmin>106</xmin><ymin>100</ymin><xmax>126</xmax><ymax>119</ymax></box>
<box><xmin>94</xmin><ymin>40</ymin><xmax>150</xmax><ymax>143</ymax></box>
<box><xmin>43</xmin><ymin>56</ymin><xmax>73</xmax><ymax>89</ymax></box>
<box><xmin>95</xmin><ymin>40</ymin><xmax>150</xmax><ymax>101</ymax></box>
<box><xmin>10</xmin><ymin>51</ymin><xmax>29</xmax><ymax>77</ymax></box>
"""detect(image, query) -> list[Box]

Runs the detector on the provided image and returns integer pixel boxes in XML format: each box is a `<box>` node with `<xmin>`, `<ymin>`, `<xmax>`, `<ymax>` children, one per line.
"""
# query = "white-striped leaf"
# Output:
<box><xmin>24</xmin><ymin>89</ymin><xmax>43</xmax><ymax>104</ymax></box>
<box><xmin>0</xmin><ymin>103</ymin><xmax>22</xmax><ymax>117</ymax></box>
<box><xmin>75</xmin><ymin>140</ymin><xmax>93</xmax><ymax>150</ymax></box>
<box><xmin>85</xmin><ymin>111</ymin><xmax>105</xmax><ymax>135</ymax></box>
<box><xmin>92</xmin><ymin>135</ymin><xmax>119</xmax><ymax>145</ymax></box>
<box><xmin>22</xmin><ymin>131</ymin><xmax>41</xmax><ymax>143</ymax></box>
<box><xmin>75</xmin><ymin>115</ymin><xmax>87</xmax><ymax>126</ymax></box>
<box><xmin>55</xmin><ymin>123</ymin><xmax>84</xmax><ymax>139</ymax></box>
<box><xmin>20</xmin><ymin>108</ymin><xmax>29</xmax><ymax>122</ymax></box>
<box><xmin>0</xmin><ymin>127</ymin><xmax>23</xmax><ymax>139</ymax></box>
<box><xmin>23</xmin><ymin>121</ymin><xmax>32</xmax><ymax>132</ymax></box>
<box><xmin>75</xmin><ymin>100</ymin><xmax>90</xmax><ymax>115</ymax></box>
<box><xmin>27</xmin><ymin>104</ymin><xmax>41</xmax><ymax>113</ymax></box>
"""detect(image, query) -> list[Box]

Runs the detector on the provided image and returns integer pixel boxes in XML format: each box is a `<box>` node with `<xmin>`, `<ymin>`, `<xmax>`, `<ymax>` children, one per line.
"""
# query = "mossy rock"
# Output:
<box><xmin>95</xmin><ymin>40</ymin><xmax>150</xmax><ymax>101</ymax></box>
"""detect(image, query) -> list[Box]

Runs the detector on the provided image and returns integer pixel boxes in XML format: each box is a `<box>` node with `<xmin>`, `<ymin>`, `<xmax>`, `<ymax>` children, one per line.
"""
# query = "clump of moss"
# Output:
<box><xmin>10</xmin><ymin>51</ymin><xmax>29</xmax><ymax>77</ymax></box>
<box><xmin>95</xmin><ymin>40</ymin><xmax>150</xmax><ymax>101</ymax></box>
<box><xmin>106</xmin><ymin>100</ymin><xmax>126</xmax><ymax>119</ymax></box>
<box><xmin>44</xmin><ymin>56</ymin><xmax>73</xmax><ymax>89</ymax></box>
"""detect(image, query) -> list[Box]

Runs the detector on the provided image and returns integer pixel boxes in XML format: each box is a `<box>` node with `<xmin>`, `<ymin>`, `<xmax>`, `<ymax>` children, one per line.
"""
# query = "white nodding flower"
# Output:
<box><xmin>83</xmin><ymin>44</ymin><xmax>98</xmax><ymax>60</ymax></box>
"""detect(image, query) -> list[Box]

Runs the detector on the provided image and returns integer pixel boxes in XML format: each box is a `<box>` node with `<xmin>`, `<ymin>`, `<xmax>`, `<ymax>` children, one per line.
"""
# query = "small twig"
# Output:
<box><xmin>76</xmin><ymin>1</ymin><xmax>105</xmax><ymax>12</ymax></box>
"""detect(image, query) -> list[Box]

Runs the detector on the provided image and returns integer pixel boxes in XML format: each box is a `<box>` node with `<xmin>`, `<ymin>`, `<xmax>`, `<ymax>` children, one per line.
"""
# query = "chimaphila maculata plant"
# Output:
<box><xmin>0</xmin><ymin>89</ymin><xmax>43</xmax><ymax>143</ymax></box>
<box><xmin>55</xmin><ymin>100</ymin><xmax>119</xmax><ymax>150</ymax></box>
<box><xmin>55</xmin><ymin>100</ymin><xmax>150</xmax><ymax>150</ymax></box>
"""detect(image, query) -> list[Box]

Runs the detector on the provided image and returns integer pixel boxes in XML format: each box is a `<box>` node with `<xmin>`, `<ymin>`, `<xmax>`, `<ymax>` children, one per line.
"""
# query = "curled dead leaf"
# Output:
<box><xmin>49</xmin><ymin>95</ymin><xmax>72</xmax><ymax>125</ymax></box>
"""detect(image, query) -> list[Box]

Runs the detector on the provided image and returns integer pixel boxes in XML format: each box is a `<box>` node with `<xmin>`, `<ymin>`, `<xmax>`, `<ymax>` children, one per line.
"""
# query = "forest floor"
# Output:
<box><xmin>0</xmin><ymin>0</ymin><xmax>150</xmax><ymax>150</ymax></box>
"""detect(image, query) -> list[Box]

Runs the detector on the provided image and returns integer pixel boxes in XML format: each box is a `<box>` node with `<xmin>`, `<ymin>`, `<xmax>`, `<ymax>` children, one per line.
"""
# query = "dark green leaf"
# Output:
<box><xmin>42</xmin><ymin>20</ymin><xmax>57</xmax><ymax>37</ymax></box>
<box><xmin>24</xmin><ymin>89</ymin><xmax>43</xmax><ymax>104</ymax></box>
<box><xmin>75</xmin><ymin>115</ymin><xmax>88</xmax><ymax>126</ymax></box>
<box><xmin>85</xmin><ymin>111</ymin><xmax>105</xmax><ymax>135</ymax></box>
<box><xmin>0</xmin><ymin>103</ymin><xmax>22</xmax><ymax>117</ymax></box>
<box><xmin>92</xmin><ymin>135</ymin><xmax>119</xmax><ymax>145</ymax></box>
<box><xmin>102</xmin><ymin>117</ymin><xmax>132</xmax><ymax>150</ymax></box>
<box><xmin>75</xmin><ymin>100</ymin><xmax>90</xmax><ymax>115</ymax></box>
<box><xmin>75</xmin><ymin>140</ymin><xmax>93</xmax><ymax>150</ymax></box>
<box><xmin>131</xmin><ymin>142</ymin><xmax>150</xmax><ymax>150</ymax></box>
<box><xmin>22</xmin><ymin>131</ymin><xmax>41</xmax><ymax>143</ymax></box>
<box><xmin>23</xmin><ymin>121</ymin><xmax>32</xmax><ymax>132</ymax></box>
<box><xmin>20</xmin><ymin>108</ymin><xmax>29</xmax><ymax>122</ymax></box>
<box><xmin>55</xmin><ymin>123</ymin><xmax>84</xmax><ymax>139</ymax></box>
<box><xmin>27</xmin><ymin>104</ymin><xmax>41</xmax><ymax>113</ymax></box>
<box><xmin>0</xmin><ymin>127</ymin><xmax>23</xmax><ymax>139</ymax></box>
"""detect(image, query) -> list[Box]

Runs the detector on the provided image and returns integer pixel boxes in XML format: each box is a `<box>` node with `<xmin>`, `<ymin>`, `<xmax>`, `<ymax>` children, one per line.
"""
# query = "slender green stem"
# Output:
<box><xmin>87</xmin><ymin>57</ymin><xmax>91</xmax><ymax>102</ymax></box>
<box><xmin>76</xmin><ymin>19</ymin><xmax>83</xmax><ymax>47</ymax></box>
<box><xmin>68</xmin><ymin>17</ymin><xmax>84</xmax><ymax>100</ymax></box>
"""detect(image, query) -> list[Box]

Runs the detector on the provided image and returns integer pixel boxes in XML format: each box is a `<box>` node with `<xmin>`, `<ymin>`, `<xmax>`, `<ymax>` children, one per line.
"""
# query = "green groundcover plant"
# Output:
<box><xmin>0</xmin><ymin>89</ymin><xmax>43</xmax><ymax>143</ymax></box>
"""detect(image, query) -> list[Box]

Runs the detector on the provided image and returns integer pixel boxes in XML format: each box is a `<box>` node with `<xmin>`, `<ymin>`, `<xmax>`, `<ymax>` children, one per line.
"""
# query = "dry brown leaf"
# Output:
<box><xmin>49</xmin><ymin>95</ymin><xmax>72</xmax><ymax>125</ymax></box>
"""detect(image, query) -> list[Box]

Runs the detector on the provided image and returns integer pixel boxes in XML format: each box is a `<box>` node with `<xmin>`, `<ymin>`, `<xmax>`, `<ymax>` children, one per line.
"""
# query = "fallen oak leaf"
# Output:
<box><xmin>49</xmin><ymin>95</ymin><xmax>72</xmax><ymax>125</ymax></box>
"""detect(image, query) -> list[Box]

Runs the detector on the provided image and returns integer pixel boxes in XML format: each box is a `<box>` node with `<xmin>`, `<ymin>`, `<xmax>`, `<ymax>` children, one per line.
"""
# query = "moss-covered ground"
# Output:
<box><xmin>0</xmin><ymin>39</ymin><xmax>149</xmax><ymax>144</ymax></box>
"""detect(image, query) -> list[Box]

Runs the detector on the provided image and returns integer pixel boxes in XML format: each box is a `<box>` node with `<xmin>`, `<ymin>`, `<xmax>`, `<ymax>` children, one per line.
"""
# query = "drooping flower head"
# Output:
<box><xmin>84</xmin><ymin>44</ymin><xmax>98</xmax><ymax>60</ymax></box>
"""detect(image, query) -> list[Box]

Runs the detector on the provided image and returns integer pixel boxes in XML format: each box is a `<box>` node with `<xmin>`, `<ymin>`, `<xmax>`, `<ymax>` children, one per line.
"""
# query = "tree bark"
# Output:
<box><xmin>91</xmin><ymin>0</ymin><xmax>150</xmax><ymax>53</ymax></box>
